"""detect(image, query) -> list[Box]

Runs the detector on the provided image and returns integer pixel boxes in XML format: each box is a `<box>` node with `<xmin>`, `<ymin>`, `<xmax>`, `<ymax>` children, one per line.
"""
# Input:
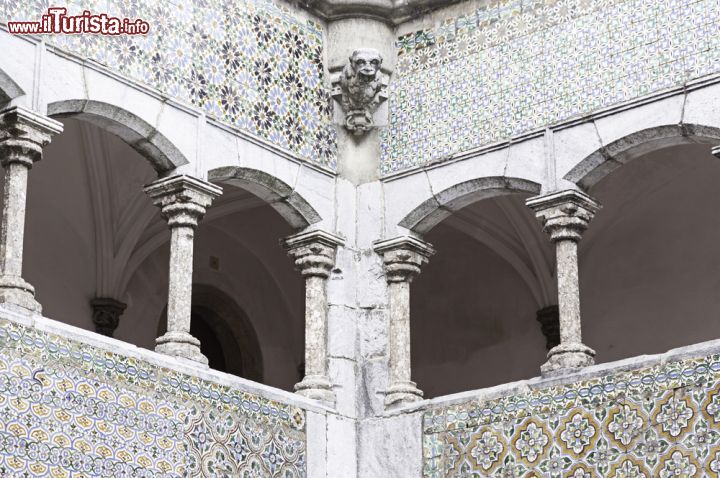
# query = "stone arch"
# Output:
<box><xmin>157</xmin><ymin>284</ymin><xmax>264</xmax><ymax>381</ymax></box>
<box><xmin>47</xmin><ymin>99</ymin><xmax>188</xmax><ymax>174</ymax></box>
<box><xmin>564</xmin><ymin>124</ymin><xmax>720</xmax><ymax>190</ymax></box>
<box><xmin>0</xmin><ymin>68</ymin><xmax>24</xmax><ymax>105</ymax></box>
<box><xmin>208</xmin><ymin>166</ymin><xmax>322</xmax><ymax>229</ymax></box>
<box><xmin>399</xmin><ymin>176</ymin><xmax>542</xmax><ymax>234</ymax></box>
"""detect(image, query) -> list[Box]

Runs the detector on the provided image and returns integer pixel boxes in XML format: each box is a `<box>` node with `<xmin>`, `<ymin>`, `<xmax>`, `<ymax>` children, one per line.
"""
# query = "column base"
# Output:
<box><xmin>385</xmin><ymin>380</ymin><xmax>424</xmax><ymax>409</ymax></box>
<box><xmin>0</xmin><ymin>275</ymin><xmax>41</xmax><ymax>314</ymax></box>
<box><xmin>155</xmin><ymin>331</ymin><xmax>209</xmax><ymax>367</ymax></box>
<box><xmin>541</xmin><ymin>342</ymin><xmax>595</xmax><ymax>376</ymax></box>
<box><xmin>294</xmin><ymin>374</ymin><xmax>335</xmax><ymax>405</ymax></box>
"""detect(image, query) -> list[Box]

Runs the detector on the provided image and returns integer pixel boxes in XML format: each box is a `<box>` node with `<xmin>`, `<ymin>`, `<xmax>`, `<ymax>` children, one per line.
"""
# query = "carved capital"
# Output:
<box><xmin>91</xmin><ymin>297</ymin><xmax>127</xmax><ymax>337</ymax></box>
<box><xmin>526</xmin><ymin>190</ymin><xmax>600</xmax><ymax>243</ymax></box>
<box><xmin>282</xmin><ymin>230</ymin><xmax>344</xmax><ymax>278</ymax></box>
<box><xmin>144</xmin><ymin>175</ymin><xmax>222</xmax><ymax>228</ymax></box>
<box><xmin>0</xmin><ymin>106</ymin><xmax>63</xmax><ymax>168</ymax></box>
<box><xmin>374</xmin><ymin>236</ymin><xmax>435</xmax><ymax>283</ymax></box>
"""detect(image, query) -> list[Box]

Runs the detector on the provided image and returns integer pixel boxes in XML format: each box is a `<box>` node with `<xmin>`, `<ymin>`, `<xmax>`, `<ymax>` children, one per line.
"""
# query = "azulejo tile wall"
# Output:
<box><xmin>383</xmin><ymin>0</ymin><xmax>720</xmax><ymax>174</ymax></box>
<box><xmin>1</xmin><ymin>0</ymin><xmax>336</xmax><ymax>170</ymax></box>
<box><xmin>0</xmin><ymin>318</ymin><xmax>306</xmax><ymax>477</ymax></box>
<box><xmin>423</xmin><ymin>352</ymin><xmax>720</xmax><ymax>477</ymax></box>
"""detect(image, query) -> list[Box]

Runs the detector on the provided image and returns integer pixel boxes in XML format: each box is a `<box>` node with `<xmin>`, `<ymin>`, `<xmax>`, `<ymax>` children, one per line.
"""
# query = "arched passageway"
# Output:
<box><xmin>16</xmin><ymin>115</ymin><xmax>308</xmax><ymax>391</ymax></box>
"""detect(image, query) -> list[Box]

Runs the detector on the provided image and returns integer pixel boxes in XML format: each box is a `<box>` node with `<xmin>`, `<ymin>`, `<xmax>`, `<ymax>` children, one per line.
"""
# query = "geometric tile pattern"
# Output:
<box><xmin>0</xmin><ymin>318</ymin><xmax>306</xmax><ymax>477</ymax></box>
<box><xmin>423</xmin><ymin>352</ymin><xmax>720</xmax><ymax>477</ymax></box>
<box><xmin>2</xmin><ymin>0</ymin><xmax>336</xmax><ymax>170</ymax></box>
<box><xmin>383</xmin><ymin>0</ymin><xmax>720</xmax><ymax>174</ymax></box>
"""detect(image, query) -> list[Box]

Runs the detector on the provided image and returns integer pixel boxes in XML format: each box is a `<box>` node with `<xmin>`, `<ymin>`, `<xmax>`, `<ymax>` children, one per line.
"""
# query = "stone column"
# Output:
<box><xmin>91</xmin><ymin>297</ymin><xmax>127</xmax><ymax>337</ymax></box>
<box><xmin>283</xmin><ymin>230</ymin><xmax>344</xmax><ymax>404</ymax></box>
<box><xmin>0</xmin><ymin>106</ymin><xmax>63</xmax><ymax>313</ymax></box>
<box><xmin>374</xmin><ymin>236</ymin><xmax>434</xmax><ymax>408</ymax></box>
<box><xmin>144</xmin><ymin>175</ymin><xmax>222</xmax><ymax>366</ymax></box>
<box><xmin>526</xmin><ymin>190</ymin><xmax>600</xmax><ymax>374</ymax></box>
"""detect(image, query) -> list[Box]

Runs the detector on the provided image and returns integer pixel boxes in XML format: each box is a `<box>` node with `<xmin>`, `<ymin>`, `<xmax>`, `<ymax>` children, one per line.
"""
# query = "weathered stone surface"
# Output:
<box><xmin>527</xmin><ymin>190</ymin><xmax>600</xmax><ymax>375</ymax></box>
<box><xmin>145</xmin><ymin>175</ymin><xmax>222</xmax><ymax>366</ymax></box>
<box><xmin>283</xmin><ymin>229</ymin><xmax>345</xmax><ymax>406</ymax></box>
<box><xmin>374</xmin><ymin>236</ymin><xmax>434</xmax><ymax>408</ymax></box>
<box><xmin>0</xmin><ymin>106</ymin><xmax>63</xmax><ymax>314</ymax></box>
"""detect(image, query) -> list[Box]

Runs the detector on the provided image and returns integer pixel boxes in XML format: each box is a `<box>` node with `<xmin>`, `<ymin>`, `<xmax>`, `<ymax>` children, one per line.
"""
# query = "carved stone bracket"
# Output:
<box><xmin>536</xmin><ymin>305</ymin><xmax>560</xmax><ymax>350</ymax></box>
<box><xmin>331</xmin><ymin>48</ymin><xmax>388</xmax><ymax>136</ymax></box>
<box><xmin>91</xmin><ymin>297</ymin><xmax>127</xmax><ymax>337</ymax></box>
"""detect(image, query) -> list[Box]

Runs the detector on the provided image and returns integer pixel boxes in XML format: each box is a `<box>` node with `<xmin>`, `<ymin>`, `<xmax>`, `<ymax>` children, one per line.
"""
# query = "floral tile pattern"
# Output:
<box><xmin>382</xmin><ymin>0</ymin><xmax>720</xmax><ymax>174</ymax></box>
<box><xmin>423</xmin><ymin>353</ymin><xmax>720</xmax><ymax>477</ymax></box>
<box><xmin>1</xmin><ymin>0</ymin><xmax>337</xmax><ymax>170</ymax></box>
<box><xmin>0</xmin><ymin>318</ymin><xmax>306</xmax><ymax>477</ymax></box>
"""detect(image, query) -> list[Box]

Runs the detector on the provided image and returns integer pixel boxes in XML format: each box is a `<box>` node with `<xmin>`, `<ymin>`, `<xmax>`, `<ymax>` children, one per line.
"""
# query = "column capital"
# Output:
<box><xmin>374</xmin><ymin>236</ymin><xmax>435</xmax><ymax>283</ymax></box>
<box><xmin>0</xmin><ymin>106</ymin><xmax>64</xmax><ymax>168</ymax></box>
<box><xmin>282</xmin><ymin>230</ymin><xmax>344</xmax><ymax>278</ymax></box>
<box><xmin>144</xmin><ymin>175</ymin><xmax>222</xmax><ymax>228</ymax></box>
<box><xmin>526</xmin><ymin>190</ymin><xmax>601</xmax><ymax>243</ymax></box>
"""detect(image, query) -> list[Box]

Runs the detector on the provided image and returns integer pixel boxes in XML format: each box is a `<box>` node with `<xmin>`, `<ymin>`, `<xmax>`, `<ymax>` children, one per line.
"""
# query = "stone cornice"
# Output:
<box><xmin>298</xmin><ymin>0</ymin><xmax>465</xmax><ymax>25</ymax></box>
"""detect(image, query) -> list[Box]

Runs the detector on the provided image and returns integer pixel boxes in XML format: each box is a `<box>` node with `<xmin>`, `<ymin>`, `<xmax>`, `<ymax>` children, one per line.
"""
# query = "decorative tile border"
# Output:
<box><xmin>423</xmin><ymin>351</ymin><xmax>720</xmax><ymax>477</ymax></box>
<box><xmin>382</xmin><ymin>0</ymin><xmax>720</xmax><ymax>174</ymax></box>
<box><xmin>2</xmin><ymin>0</ymin><xmax>337</xmax><ymax>170</ymax></box>
<box><xmin>0</xmin><ymin>318</ymin><xmax>306</xmax><ymax>477</ymax></box>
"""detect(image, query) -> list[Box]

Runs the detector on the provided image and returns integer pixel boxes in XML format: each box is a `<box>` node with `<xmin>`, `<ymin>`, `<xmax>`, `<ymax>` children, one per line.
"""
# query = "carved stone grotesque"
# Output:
<box><xmin>334</xmin><ymin>48</ymin><xmax>388</xmax><ymax>135</ymax></box>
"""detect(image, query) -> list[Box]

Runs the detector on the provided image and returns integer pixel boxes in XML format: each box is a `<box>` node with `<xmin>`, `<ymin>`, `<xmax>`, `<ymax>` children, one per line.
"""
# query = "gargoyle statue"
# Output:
<box><xmin>336</xmin><ymin>48</ymin><xmax>387</xmax><ymax>135</ymax></box>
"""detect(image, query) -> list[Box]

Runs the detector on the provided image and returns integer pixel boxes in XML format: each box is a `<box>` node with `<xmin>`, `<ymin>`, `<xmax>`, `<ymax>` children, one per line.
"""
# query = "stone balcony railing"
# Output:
<box><xmin>0</xmin><ymin>307</ymin><xmax>327</xmax><ymax>477</ymax></box>
<box><xmin>412</xmin><ymin>338</ymin><xmax>720</xmax><ymax>477</ymax></box>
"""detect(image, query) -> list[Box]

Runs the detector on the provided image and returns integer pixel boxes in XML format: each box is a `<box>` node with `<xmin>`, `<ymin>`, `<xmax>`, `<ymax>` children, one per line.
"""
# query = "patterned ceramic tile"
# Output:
<box><xmin>424</xmin><ymin>353</ymin><xmax>720</xmax><ymax>477</ymax></box>
<box><xmin>3</xmin><ymin>0</ymin><xmax>337</xmax><ymax>170</ymax></box>
<box><xmin>383</xmin><ymin>0</ymin><xmax>720</xmax><ymax>174</ymax></box>
<box><xmin>0</xmin><ymin>319</ymin><xmax>306</xmax><ymax>477</ymax></box>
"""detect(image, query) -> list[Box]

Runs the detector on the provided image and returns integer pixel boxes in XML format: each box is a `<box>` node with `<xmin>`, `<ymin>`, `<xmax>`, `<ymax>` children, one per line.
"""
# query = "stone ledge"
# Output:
<box><xmin>386</xmin><ymin>336</ymin><xmax>720</xmax><ymax>417</ymax></box>
<box><xmin>0</xmin><ymin>305</ymin><xmax>331</xmax><ymax>414</ymax></box>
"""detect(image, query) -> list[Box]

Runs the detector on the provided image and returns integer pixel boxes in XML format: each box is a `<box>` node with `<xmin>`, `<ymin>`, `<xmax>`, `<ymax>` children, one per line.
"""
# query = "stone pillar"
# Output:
<box><xmin>374</xmin><ymin>236</ymin><xmax>434</xmax><ymax>408</ymax></box>
<box><xmin>0</xmin><ymin>106</ymin><xmax>63</xmax><ymax>313</ymax></box>
<box><xmin>526</xmin><ymin>190</ymin><xmax>600</xmax><ymax>374</ymax></box>
<box><xmin>91</xmin><ymin>297</ymin><xmax>126</xmax><ymax>337</ymax></box>
<box><xmin>283</xmin><ymin>230</ymin><xmax>344</xmax><ymax>404</ymax></box>
<box><xmin>144</xmin><ymin>175</ymin><xmax>222</xmax><ymax>366</ymax></box>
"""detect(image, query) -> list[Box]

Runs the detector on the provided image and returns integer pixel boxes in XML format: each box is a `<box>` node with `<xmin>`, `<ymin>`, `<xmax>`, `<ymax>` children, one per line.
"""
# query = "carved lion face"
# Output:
<box><xmin>350</xmin><ymin>49</ymin><xmax>382</xmax><ymax>80</ymax></box>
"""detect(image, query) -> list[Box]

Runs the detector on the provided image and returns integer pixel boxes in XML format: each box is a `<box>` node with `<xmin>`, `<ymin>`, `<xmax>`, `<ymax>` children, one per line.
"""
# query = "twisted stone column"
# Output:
<box><xmin>374</xmin><ymin>236</ymin><xmax>434</xmax><ymax>408</ymax></box>
<box><xmin>145</xmin><ymin>175</ymin><xmax>222</xmax><ymax>366</ymax></box>
<box><xmin>283</xmin><ymin>230</ymin><xmax>344</xmax><ymax>404</ymax></box>
<box><xmin>0</xmin><ymin>107</ymin><xmax>63</xmax><ymax>313</ymax></box>
<box><xmin>526</xmin><ymin>190</ymin><xmax>600</xmax><ymax>374</ymax></box>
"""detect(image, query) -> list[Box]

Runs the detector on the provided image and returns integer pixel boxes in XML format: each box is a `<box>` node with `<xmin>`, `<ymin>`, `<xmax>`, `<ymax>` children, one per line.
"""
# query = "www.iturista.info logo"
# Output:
<box><xmin>8</xmin><ymin>7</ymin><xmax>150</xmax><ymax>35</ymax></box>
